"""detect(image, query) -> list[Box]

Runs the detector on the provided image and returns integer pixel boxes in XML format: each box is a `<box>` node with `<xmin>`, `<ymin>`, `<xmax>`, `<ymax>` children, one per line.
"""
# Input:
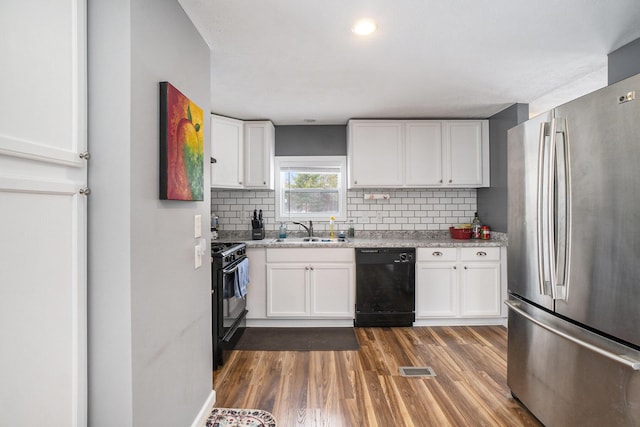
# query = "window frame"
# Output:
<box><xmin>274</xmin><ymin>156</ymin><xmax>348</xmax><ymax>222</ymax></box>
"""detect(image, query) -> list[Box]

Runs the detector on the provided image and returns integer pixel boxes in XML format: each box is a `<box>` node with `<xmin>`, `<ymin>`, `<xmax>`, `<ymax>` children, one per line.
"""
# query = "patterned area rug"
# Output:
<box><xmin>206</xmin><ymin>408</ymin><xmax>276</xmax><ymax>427</ymax></box>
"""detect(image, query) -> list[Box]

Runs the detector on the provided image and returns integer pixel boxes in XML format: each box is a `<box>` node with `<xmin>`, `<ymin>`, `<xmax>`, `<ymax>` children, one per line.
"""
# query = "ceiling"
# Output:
<box><xmin>178</xmin><ymin>1</ymin><xmax>640</xmax><ymax>125</ymax></box>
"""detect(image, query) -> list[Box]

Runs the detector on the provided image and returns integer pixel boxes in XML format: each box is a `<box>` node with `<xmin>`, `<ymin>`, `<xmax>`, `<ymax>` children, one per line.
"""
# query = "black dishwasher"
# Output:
<box><xmin>354</xmin><ymin>248</ymin><xmax>416</xmax><ymax>327</ymax></box>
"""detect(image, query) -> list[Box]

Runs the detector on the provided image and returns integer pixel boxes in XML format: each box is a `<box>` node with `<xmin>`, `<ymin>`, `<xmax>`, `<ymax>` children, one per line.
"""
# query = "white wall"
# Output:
<box><xmin>88</xmin><ymin>1</ymin><xmax>212</xmax><ymax>426</ymax></box>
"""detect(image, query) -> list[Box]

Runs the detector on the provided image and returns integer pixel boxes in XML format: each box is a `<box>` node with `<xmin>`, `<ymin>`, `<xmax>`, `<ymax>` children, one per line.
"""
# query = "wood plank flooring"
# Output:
<box><xmin>212</xmin><ymin>326</ymin><xmax>542</xmax><ymax>426</ymax></box>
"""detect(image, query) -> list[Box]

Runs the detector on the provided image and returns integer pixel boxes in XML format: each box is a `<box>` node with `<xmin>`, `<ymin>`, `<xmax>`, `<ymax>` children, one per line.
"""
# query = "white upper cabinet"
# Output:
<box><xmin>211</xmin><ymin>115</ymin><xmax>275</xmax><ymax>189</ymax></box>
<box><xmin>445</xmin><ymin>120</ymin><xmax>487</xmax><ymax>187</ymax></box>
<box><xmin>243</xmin><ymin>121</ymin><xmax>275</xmax><ymax>189</ymax></box>
<box><xmin>211</xmin><ymin>114</ymin><xmax>244</xmax><ymax>188</ymax></box>
<box><xmin>347</xmin><ymin>121</ymin><xmax>404</xmax><ymax>187</ymax></box>
<box><xmin>405</xmin><ymin>121</ymin><xmax>443</xmax><ymax>186</ymax></box>
<box><xmin>348</xmin><ymin>119</ymin><xmax>489</xmax><ymax>188</ymax></box>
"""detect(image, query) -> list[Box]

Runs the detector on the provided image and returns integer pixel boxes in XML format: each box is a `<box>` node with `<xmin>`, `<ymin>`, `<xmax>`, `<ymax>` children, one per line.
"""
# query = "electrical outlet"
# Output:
<box><xmin>194</xmin><ymin>245</ymin><xmax>202</xmax><ymax>269</ymax></box>
<box><xmin>194</xmin><ymin>214</ymin><xmax>202</xmax><ymax>238</ymax></box>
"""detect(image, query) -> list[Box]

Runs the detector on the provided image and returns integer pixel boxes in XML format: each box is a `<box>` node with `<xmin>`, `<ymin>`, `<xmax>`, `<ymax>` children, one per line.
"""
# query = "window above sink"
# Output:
<box><xmin>275</xmin><ymin>156</ymin><xmax>347</xmax><ymax>222</ymax></box>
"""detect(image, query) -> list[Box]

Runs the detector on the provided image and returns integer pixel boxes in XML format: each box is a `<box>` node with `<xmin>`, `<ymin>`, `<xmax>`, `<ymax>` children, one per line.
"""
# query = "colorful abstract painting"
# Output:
<box><xmin>159</xmin><ymin>82</ymin><xmax>204</xmax><ymax>201</ymax></box>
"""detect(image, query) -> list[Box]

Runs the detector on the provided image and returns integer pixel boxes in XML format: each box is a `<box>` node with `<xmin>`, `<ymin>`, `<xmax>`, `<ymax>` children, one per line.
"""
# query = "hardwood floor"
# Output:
<box><xmin>213</xmin><ymin>326</ymin><xmax>542</xmax><ymax>426</ymax></box>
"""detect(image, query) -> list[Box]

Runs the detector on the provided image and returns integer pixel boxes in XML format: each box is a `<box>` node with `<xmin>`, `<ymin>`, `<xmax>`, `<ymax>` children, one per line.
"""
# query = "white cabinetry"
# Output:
<box><xmin>416</xmin><ymin>248</ymin><xmax>458</xmax><ymax>317</ymax></box>
<box><xmin>243</xmin><ymin>121</ymin><xmax>275</xmax><ymax>189</ymax></box>
<box><xmin>348</xmin><ymin>119</ymin><xmax>489</xmax><ymax>188</ymax></box>
<box><xmin>211</xmin><ymin>114</ymin><xmax>244</xmax><ymax>188</ymax></box>
<box><xmin>246</xmin><ymin>248</ymin><xmax>267</xmax><ymax>319</ymax></box>
<box><xmin>265</xmin><ymin>248</ymin><xmax>355</xmax><ymax>320</ymax></box>
<box><xmin>405</xmin><ymin>121</ymin><xmax>443</xmax><ymax>186</ymax></box>
<box><xmin>416</xmin><ymin>247</ymin><xmax>502</xmax><ymax>324</ymax></box>
<box><xmin>347</xmin><ymin>121</ymin><xmax>403</xmax><ymax>187</ymax></box>
<box><xmin>459</xmin><ymin>248</ymin><xmax>501</xmax><ymax>316</ymax></box>
<box><xmin>210</xmin><ymin>116</ymin><xmax>275</xmax><ymax>189</ymax></box>
<box><xmin>445</xmin><ymin>121</ymin><xmax>486</xmax><ymax>186</ymax></box>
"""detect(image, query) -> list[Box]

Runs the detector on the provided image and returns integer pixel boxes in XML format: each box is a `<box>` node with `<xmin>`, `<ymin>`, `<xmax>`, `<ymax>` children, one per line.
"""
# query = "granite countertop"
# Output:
<box><xmin>215</xmin><ymin>231</ymin><xmax>507</xmax><ymax>249</ymax></box>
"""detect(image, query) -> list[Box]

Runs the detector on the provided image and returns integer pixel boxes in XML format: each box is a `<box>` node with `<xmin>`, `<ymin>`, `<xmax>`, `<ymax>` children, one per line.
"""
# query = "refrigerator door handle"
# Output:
<box><xmin>553</xmin><ymin>118</ymin><xmax>571</xmax><ymax>300</ymax></box>
<box><xmin>547</xmin><ymin>118</ymin><xmax>559</xmax><ymax>298</ymax></box>
<box><xmin>506</xmin><ymin>300</ymin><xmax>640</xmax><ymax>370</ymax></box>
<box><xmin>536</xmin><ymin>121</ymin><xmax>552</xmax><ymax>296</ymax></box>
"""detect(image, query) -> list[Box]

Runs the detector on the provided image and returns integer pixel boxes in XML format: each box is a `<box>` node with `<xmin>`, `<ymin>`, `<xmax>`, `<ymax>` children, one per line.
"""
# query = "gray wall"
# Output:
<box><xmin>88</xmin><ymin>1</ymin><xmax>212</xmax><ymax>426</ymax></box>
<box><xmin>275</xmin><ymin>125</ymin><xmax>347</xmax><ymax>156</ymax></box>
<box><xmin>608</xmin><ymin>37</ymin><xmax>640</xmax><ymax>84</ymax></box>
<box><xmin>477</xmin><ymin>103</ymin><xmax>529</xmax><ymax>232</ymax></box>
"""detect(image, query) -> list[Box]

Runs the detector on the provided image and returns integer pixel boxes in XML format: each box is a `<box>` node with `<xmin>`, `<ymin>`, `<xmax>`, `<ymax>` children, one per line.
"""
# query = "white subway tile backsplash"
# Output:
<box><xmin>210</xmin><ymin>188</ymin><xmax>477</xmax><ymax>232</ymax></box>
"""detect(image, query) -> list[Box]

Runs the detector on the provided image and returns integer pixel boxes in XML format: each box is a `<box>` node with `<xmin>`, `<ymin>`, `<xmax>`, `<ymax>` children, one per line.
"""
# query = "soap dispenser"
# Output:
<box><xmin>279</xmin><ymin>222</ymin><xmax>287</xmax><ymax>239</ymax></box>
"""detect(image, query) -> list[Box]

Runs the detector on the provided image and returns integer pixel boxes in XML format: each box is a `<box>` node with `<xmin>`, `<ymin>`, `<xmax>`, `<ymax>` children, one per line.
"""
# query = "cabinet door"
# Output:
<box><xmin>416</xmin><ymin>262</ymin><xmax>458</xmax><ymax>317</ymax></box>
<box><xmin>244</xmin><ymin>121</ymin><xmax>274</xmax><ymax>189</ymax></box>
<box><xmin>266</xmin><ymin>264</ymin><xmax>309</xmax><ymax>317</ymax></box>
<box><xmin>246</xmin><ymin>248</ymin><xmax>267</xmax><ymax>319</ymax></box>
<box><xmin>459</xmin><ymin>262</ymin><xmax>501</xmax><ymax>316</ymax></box>
<box><xmin>444</xmin><ymin>121</ymin><xmax>485</xmax><ymax>186</ymax></box>
<box><xmin>211</xmin><ymin>115</ymin><xmax>243</xmax><ymax>188</ymax></box>
<box><xmin>310</xmin><ymin>263</ymin><xmax>354</xmax><ymax>318</ymax></box>
<box><xmin>348</xmin><ymin>121</ymin><xmax>403</xmax><ymax>187</ymax></box>
<box><xmin>405</xmin><ymin>121</ymin><xmax>443</xmax><ymax>186</ymax></box>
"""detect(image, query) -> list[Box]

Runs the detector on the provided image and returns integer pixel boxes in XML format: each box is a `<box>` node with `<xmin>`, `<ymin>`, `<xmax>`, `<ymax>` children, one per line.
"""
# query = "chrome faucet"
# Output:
<box><xmin>293</xmin><ymin>221</ymin><xmax>313</xmax><ymax>238</ymax></box>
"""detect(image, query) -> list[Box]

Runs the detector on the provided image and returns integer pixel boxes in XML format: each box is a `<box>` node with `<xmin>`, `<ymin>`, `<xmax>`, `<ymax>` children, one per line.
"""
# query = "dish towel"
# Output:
<box><xmin>234</xmin><ymin>258</ymin><xmax>250</xmax><ymax>298</ymax></box>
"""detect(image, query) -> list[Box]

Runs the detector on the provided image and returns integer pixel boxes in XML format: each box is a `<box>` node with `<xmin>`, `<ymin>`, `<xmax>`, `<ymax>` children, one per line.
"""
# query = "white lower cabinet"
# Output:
<box><xmin>246</xmin><ymin>248</ymin><xmax>267</xmax><ymax>319</ymax></box>
<box><xmin>416</xmin><ymin>247</ymin><xmax>502</xmax><ymax>322</ymax></box>
<box><xmin>265</xmin><ymin>248</ymin><xmax>355</xmax><ymax>319</ymax></box>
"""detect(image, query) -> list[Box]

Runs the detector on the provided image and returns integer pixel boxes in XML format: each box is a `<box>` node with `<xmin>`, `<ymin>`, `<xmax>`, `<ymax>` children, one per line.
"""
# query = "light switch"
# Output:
<box><xmin>194</xmin><ymin>214</ymin><xmax>202</xmax><ymax>238</ymax></box>
<box><xmin>194</xmin><ymin>245</ymin><xmax>202</xmax><ymax>269</ymax></box>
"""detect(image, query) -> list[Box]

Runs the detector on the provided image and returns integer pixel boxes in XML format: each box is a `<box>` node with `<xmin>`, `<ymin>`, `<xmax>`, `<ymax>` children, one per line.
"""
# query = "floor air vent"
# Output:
<box><xmin>399</xmin><ymin>366</ymin><xmax>436</xmax><ymax>377</ymax></box>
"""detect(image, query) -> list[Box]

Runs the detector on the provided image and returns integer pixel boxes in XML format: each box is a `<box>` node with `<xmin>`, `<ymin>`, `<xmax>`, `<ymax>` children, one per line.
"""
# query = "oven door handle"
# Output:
<box><xmin>222</xmin><ymin>257</ymin><xmax>247</xmax><ymax>275</ymax></box>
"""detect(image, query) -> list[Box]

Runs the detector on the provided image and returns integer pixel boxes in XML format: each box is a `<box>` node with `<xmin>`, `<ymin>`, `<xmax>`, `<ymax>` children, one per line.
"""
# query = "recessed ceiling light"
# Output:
<box><xmin>352</xmin><ymin>19</ymin><xmax>377</xmax><ymax>36</ymax></box>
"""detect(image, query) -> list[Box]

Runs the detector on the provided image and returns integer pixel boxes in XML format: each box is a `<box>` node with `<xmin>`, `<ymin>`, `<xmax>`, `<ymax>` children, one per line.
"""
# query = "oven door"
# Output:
<box><xmin>217</xmin><ymin>256</ymin><xmax>249</xmax><ymax>342</ymax></box>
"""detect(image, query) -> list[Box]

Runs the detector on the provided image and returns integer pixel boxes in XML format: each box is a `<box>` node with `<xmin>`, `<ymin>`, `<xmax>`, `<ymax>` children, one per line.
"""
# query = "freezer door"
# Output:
<box><xmin>507</xmin><ymin>111</ymin><xmax>554</xmax><ymax>310</ymax></box>
<box><xmin>507</xmin><ymin>298</ymin><xmax>640</xmax><ymax>427</ymax></box>
<box><xmin>553</xmin><ymin>73</ymin><xmax>640</xmax><ymax>348</ymax></box>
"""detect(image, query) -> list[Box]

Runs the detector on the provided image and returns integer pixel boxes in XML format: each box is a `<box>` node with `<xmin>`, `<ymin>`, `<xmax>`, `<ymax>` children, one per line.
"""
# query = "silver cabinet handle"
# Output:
<box><xmin>433</xmin><ymin>251</ymin><xmax>443</xmax><ymax>257</ymax></box>
<box><xmin>506</xmin><ymin>300</ymin><xmax>640</xmax><ymax>370</ymax></box>
<box><xmin>476</xmin><ymin>251</ymin><xmax>487</xmax><ymax>257</ymax></box>
<box><xmin>310</xmin><ymin>266</ymin><xmax>314</xmax><ymax>271</ymax></box>
<box><xmin>453</xmin><ymin>266</ymin><xmax>457</xmax><ymax>270</ymax></box>
<box><xmin>464</xmin><ymin>266</ymin><xmax>467</xmax><ymax>269</ymax></box>
<box><xmin>449</xmin><ymin>179</ymin><xmax>452</xmax><ymax>183</ymax></box>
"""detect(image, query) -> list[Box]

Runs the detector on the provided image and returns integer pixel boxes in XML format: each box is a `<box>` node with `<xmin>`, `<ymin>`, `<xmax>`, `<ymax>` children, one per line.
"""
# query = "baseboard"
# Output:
<box><xmin>413</xmin><ymin>317</ymin><xmax>507</xmax><ymax>327</ymax></box>
<box><xmin>190</xmin><ymin>389</ymin><xmax>216</xmax><ymax>427</ymax></box>
<box><xmin>246</xmin><ymin>319</ymin><xmax>353</xmax><ymax>327</ymax></box>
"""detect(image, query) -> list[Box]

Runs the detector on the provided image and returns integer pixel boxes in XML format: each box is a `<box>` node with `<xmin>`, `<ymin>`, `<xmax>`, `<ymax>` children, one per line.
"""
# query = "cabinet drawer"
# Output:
<box><xmin>417</xmin><ymin>247</ymin><xmax>457</xmax><ymax>262</ymax></box>
<box><xmin>459</xmin><ymin>247</ymin><xmax>500</xmax><ymax>261</ymax></box>
<box><xmin>267</xmin><ymin>248</ymin><xmax>354</xmax><ymax>263</ymax></box>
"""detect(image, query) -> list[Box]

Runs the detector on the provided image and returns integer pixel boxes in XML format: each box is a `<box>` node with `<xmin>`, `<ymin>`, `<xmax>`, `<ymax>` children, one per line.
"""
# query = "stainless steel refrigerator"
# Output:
<box><xmin>507</xmin><ymin>73</ymin><xmax>640</xmax><ymax>426</ymax></box>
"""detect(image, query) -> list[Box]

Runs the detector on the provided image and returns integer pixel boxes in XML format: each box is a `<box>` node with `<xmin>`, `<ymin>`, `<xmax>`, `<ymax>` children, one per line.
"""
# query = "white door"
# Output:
<box><xmin>348</xmin><ymin>121</ymin><xmax>403</xmax><ymax>187</ymax></box>
<box><xmin>0</xmin><ymin>2</ymin><xmax>87</xmax><ymax>426</ymax></box>
<box><xmin>415</xmin><ymin>262</ymin><xmax>458</xmax><ymax>317</ymax></box>
<box><xmin>266</xmin><ymin>264</ymin><xmax>309</xmax><ymax>316</ymax></box>
<box><xmin>244</xmin><ymin>121</ymin><xmax>274</xmax><ymax>189</ymax></box>
<box><xmin>405</xmin><ymin>121</ymin><xmax>443</xmax><ymax>186</ymax></box>
<box><xmin>310</xmin><ymin>264</ymin><xmax>354</xmax><ymax>317</ymax></box>
<box><xmin>445</xmin><ymin>121</ymin><xmax>484</xmax><ymax>186</ymax></box>
<box><xmin>460</xmin><ymin>262</ymin><xmax>501</xmax><ymax>317</ymax></box>
<box><xmin>211</xmin><ymin>115</ymin><xmax>244</xmax><ymax>188</ymax></box>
